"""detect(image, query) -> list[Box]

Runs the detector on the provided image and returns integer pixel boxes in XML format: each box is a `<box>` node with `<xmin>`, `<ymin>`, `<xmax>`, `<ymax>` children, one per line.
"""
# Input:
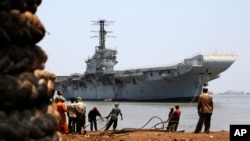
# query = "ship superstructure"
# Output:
<box><xmin>55</xmin><ymin>20</ymin><xmax>237</xmax><ymax>102</ymax></box>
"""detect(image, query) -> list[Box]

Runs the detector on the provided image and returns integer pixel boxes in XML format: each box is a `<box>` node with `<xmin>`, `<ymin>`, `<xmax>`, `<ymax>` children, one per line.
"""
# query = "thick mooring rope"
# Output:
<box><xmin>0</xmin><ymin>0</ymin><xmax>61</xmax><ymax>140</ymax></box>
<box><xmin>88</xmin><ymin>116</ymin><xmax>168</xmax><ymax>132</ymax></box>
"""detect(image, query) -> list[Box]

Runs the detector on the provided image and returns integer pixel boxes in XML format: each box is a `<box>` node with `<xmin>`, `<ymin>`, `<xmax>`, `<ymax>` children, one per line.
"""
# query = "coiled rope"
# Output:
<box><xmin>0</xmin><ymin>0</ymin><xmax>60</xmax><ymax>140</ymax></box>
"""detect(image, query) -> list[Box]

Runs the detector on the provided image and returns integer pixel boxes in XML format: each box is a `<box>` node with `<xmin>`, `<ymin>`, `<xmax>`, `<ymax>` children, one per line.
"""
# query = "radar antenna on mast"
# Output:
<box><xmin>91</xmin><ymin>19</ymin><xmax>116</xmax><ymax>49</ymax></box>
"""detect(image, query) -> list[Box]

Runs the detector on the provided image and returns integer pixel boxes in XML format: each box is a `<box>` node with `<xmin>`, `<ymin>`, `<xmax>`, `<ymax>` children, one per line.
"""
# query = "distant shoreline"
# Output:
<box><xmin>216</xmin><ymin>93</ymin><xmax>250</xmax><ymax>95</ymax></box>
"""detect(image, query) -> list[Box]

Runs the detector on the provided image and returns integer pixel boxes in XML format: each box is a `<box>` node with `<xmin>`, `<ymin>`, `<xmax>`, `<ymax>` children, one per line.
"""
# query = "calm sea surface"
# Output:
<box><xmin>66</xmin><ymin>94</ymin><xmax>250</xmax><ymax>132</ymax></box>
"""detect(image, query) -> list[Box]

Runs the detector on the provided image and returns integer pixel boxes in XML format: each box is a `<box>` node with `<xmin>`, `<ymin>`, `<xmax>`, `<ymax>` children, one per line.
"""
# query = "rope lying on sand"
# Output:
<box><xmin>85</xmin><ymin>116</ymin><xmax>169</xmax><ymax>132</ymax></box>
<box><xmin>0</xmin><ymin>0</ymin><xmax>60</xmax><ymax>140</ymax></box>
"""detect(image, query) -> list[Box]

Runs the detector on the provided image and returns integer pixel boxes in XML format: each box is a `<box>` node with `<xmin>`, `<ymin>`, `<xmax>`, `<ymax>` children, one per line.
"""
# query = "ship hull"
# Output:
<box><xmin>55</xmin><ymin>54</ymin><xmax>237</xmax><ymax>102</ymax></box>
<box><xmin>60</xmin><ymin>76</ymin><xmax>199</xmax><ymax>102</ymax></box>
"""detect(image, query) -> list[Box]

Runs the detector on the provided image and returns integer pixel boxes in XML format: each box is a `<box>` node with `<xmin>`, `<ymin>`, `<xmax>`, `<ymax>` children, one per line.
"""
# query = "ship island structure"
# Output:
<box><xmin>55</xmin><ymin>20</ymin><xmax>237</xmax><ymax>102</ymax></box>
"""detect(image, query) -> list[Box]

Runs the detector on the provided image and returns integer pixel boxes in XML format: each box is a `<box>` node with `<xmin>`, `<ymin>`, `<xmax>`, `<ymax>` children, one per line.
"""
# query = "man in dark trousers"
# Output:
<box><xmin>167</xmin><ymin>105</ymin><xmax>181</xmax><ymax>131</ymax></box>
<box><xmin>88</xmin><ymin>107</ymin><xmax>103</xmax><ymax>131</ymax></box>
<box><xmin>67</xmin><ymin>98</ymin><xmax>77</xmax><ymax>133</ymax></box>
<box><xmin>75</xmin><ymin>97</ymin><xmax>86</xmax><ymax>134</ymax></box>
<box><xmin>194</xmin><ymin>86</ymin><xmax>213</xmax><ymax>134</ymax></box>
<box><xmin>166</xmin><ymin>106</ymin><xmax>174</xmax><ymax>131</ymax></box>
<box><xmin>105</xmin><ymin>103</ymin><xmax>123</xmax><ymax>131</ymax></box>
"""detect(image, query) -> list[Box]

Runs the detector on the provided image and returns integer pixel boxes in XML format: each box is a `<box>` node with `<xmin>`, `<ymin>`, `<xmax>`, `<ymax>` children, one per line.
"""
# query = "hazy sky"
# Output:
<box><xmin>36</xmin><ymin>0</ymin><xmax>250</xmax><ymax>94</ymax></box>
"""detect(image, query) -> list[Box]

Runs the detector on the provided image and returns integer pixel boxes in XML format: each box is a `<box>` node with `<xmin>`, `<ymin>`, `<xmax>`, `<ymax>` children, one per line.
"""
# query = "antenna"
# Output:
<box><xmin>90</xmin><ymin>19</ymin><xmax>116</xmax><ymax>49</ymax></box>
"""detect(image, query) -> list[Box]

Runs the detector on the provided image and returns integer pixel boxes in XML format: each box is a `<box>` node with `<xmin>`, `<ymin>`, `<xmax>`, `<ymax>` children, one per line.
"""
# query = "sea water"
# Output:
<box><xmin>66</xmin><ymin>94</ymin><xmax>250</xmax><ymax>132</ymax></box>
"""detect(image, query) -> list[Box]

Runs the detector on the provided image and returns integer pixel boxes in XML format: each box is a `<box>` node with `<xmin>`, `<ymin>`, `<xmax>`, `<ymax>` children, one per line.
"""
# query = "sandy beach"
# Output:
<box><xmin>60</xmin><ymin>129</ymin><xmax>229</xmax><ymax>141</ymax></box>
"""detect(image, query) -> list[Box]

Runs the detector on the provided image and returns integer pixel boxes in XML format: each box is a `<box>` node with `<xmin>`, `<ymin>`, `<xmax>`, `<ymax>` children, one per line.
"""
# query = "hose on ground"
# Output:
<box><xmin>88</xmin><ymin>116</ymin><xmax>168</xmax><ymax>132</ymax></box>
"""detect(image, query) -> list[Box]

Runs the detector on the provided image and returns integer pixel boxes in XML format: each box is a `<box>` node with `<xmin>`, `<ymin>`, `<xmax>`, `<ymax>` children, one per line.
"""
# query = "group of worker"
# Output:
<box><xmin>54</xmin><ymin>85</ymin><xmax>213</xmax><ymax>134</ymax></box>
<box><xmin>166</xmin><ymin>105</ymin><xmax>181</xmax><ymax>132</ymax></box>
<box><xmin>54</xmin><ymin>91</ymin><xmax>87</xmax><ymax>134</ymax></box>
<box><xmin>53</xmin><ymin>91</ymin><xmax>123</xmax><ymax>134</ymax></box>
<box><xmin>166</xmin><ymin>86</ymin><xmax>213</xmax><ymax>134</ymax></box>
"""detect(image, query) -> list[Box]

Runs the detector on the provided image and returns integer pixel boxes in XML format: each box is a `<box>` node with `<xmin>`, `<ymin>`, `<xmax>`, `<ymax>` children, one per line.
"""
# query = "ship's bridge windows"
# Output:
<box><xmin>98</xmin><ymin>53</ymin><xmax>104</xmax><ymax>59</ymax></box>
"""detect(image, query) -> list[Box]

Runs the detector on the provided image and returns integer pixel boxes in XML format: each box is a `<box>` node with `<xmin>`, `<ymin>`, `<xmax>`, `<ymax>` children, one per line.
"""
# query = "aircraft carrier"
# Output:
<box><xmin>55</xmin><ymin>20</ymin><xmax>237</xmax><ymax>102</ymax></box>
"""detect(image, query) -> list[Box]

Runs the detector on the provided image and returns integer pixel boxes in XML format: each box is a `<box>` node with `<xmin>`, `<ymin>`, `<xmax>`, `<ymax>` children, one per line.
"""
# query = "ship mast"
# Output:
<box><xmin>86</xmin><ymin>20</ymin><xmax>118</xmax><ymax>74</ymax></box>
<box><xmin>91</xmin><ymin>20</ymin><xmax>115</xmax><ymax>49</ymax></box>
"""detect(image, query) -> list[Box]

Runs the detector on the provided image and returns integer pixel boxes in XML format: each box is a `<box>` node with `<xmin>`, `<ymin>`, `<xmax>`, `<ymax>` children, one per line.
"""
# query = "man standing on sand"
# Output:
<box><xmin>105</xmin><ymin>102</ymin><xmax>123</xmax><ymax>131</ymax></box>
<box><xmin>166</xmin><ymin>106</ymin><xmax>174</xmax><ymax>131</ymax></box>
<box><xmin>55</xmin><ymin>96</ymin><xmax>69</xmax><ymax>134</ymax></box>
<box><xmin>75</xmin><ymin>97</ymin><xmax>86</xmax><ymax>134</ymax></box>
<box><xmin>167</xmin><ymin>105</ymin><xmax>181</xmax><ymax>131</ymax></box>
<box><xmin>67</xmin><ymin>98</ymin><xmax>77</xmax><ymax>133</ymax></box>
<box><xmin>88</xmin><ymin>107</ymin><xmax>104</xmax><ymax>131</ymax></box>
<box><xmin>194</xmin><ymin>86</ymin><xmax>213</xmax><ymax>133</ymax></box>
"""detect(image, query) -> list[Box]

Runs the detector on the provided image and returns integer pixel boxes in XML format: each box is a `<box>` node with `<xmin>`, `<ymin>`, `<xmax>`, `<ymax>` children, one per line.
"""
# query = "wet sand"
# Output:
<box><xmin>60</xmin><ymin>129</ymin><xmax>229</xmax><ymax>141</ymax></box>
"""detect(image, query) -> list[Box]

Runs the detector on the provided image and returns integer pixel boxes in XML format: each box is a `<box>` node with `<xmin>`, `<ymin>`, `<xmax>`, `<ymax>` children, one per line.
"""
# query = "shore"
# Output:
<box><xmin>60</xmin><ymin>129</ymin><xmax>229</xmax><ymax>141</ymax></box>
